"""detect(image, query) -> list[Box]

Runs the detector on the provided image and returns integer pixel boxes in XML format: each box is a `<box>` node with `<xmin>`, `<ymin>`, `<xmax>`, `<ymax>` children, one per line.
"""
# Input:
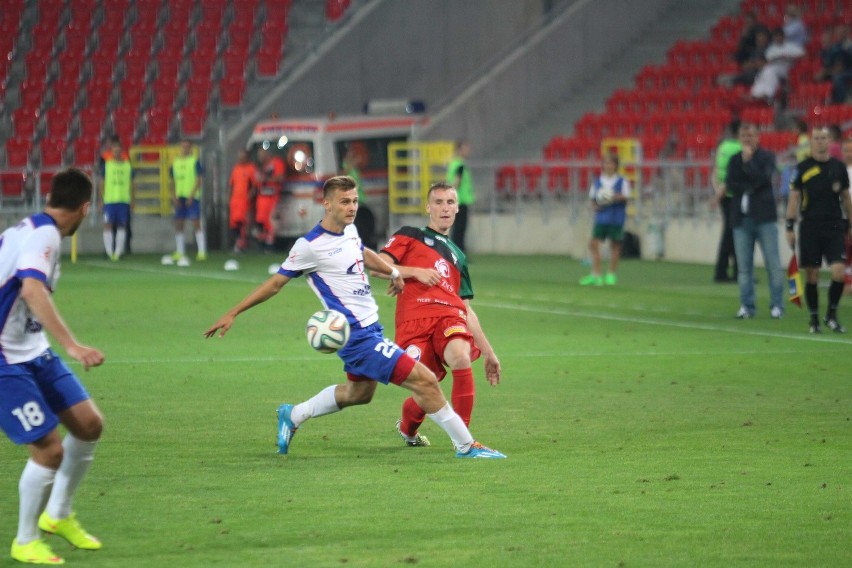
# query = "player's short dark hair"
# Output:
<box><xmin>323</xmin><ymin>175</ymin><xmax>357</xmax><ymax>198</ymax></box>
<box><xmin>427</xmin><ymin>181</ymin><xmax>455</xmax><ymax>198</ymax></box>
<box><xmin>603</xmin><ymin>152</ymin><xmax>619</xmax><ymax>168</ymax></box>
<box><xmin>47</xmin><ymin>168</ymin><xmax>93</xmax><ymax>210</ymax></box>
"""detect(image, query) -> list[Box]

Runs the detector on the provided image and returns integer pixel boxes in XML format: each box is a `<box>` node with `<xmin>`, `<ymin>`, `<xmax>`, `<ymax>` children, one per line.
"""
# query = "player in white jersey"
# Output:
<box><xmin>0</xmin><ymin>169</ymin><xmax>106</xmax><ymax>565</ymax></box>
<box><xmin>205</xmin><ymin>175</ymin><xmax>505</xmax><ymax>459</ymax></box>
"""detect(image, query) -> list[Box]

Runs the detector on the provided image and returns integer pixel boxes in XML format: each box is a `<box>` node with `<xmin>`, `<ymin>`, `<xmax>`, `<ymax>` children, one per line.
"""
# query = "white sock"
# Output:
<box><xmin>46</xmin><ymin>435</ymin><xmax>97</xmax><ymax>521</ymax></box>
<box><xmin>102</xmin><ymin>230</ymin><xmax>114</xmax><ymax>257</ymax></box>
<box><xmin>195</xmin><ymin>229</ymin><xmax>207</xmax><ymax>255</ymax></box>
<box><xmin>428</xmin><ymin>403</ymin><xmax>474</xmax><ymax>453</ymax></box>
<box><xmin>114</xmin><ymin>228</ymin><xmax>127</xmax><ymax>258</ymax></box>
<box><xmin>175</xmin><ymin>233</ymin><xmax>186</xmax><ymax>256</ymax></box>
<box><xmin>17</xmin><ymin>459</ymin><xmax>56</xmax><ymax>545</ymax></box>
<box><xmin>291</xmin><ymin>385</ymin><xmax>339</xmax><ymax>427</ymax></box>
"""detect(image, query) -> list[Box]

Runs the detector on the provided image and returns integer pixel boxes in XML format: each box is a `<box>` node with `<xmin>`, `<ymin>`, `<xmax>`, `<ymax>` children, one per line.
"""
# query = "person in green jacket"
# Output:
<box><xmin>713</xmin><ymin>120</ymin><xmax>741</xmax><ymax>282</ymax></box>
<box><xmin>447</xmin><ymin>140</ymin><xmax>473</xmax><ymax>253</ymax></box>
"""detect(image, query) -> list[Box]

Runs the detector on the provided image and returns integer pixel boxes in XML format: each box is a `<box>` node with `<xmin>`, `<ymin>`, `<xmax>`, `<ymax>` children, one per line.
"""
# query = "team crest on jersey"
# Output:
<box><xmin>434</xmin><ymin>258</ymin><xmax>451</xmax><ymax>278</ymax></box>
<box><xmin>42</xmin><ymin>246</ymin><xmax>52</xmax><ymax>260</ymax></box>
<box><xmin>405</xmin><ymin>345</ymin><xmax>422</xmax><ymax>361</ymax></box>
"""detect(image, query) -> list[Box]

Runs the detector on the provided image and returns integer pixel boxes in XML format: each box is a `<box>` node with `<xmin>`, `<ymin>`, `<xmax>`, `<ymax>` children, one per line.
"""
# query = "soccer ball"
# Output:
<box><xmin>224</xmin><ymin>259</ymin><xmax>240</xmax><ymax>271</ymax></box>
<box><xmin>306</xmin><ymin>309</ymin><xmax>350</xmax><ymax>354</ymax></box>
<box><xmin>595</xmin><ymin>186</ymin><xmax>614</xmax><ymax>205</ymax></box>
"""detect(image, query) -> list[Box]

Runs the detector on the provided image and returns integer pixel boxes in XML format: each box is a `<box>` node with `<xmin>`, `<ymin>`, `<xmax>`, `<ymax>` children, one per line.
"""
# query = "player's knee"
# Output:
<box><xmin>33</xmin><ymin>440</ymin><xmax>64</xmax><ymax>469</ymax></box>
<box><xmin>75</xmin><ymin>412</ymin><xmax>104</xmax><ymax>442</ymax></box>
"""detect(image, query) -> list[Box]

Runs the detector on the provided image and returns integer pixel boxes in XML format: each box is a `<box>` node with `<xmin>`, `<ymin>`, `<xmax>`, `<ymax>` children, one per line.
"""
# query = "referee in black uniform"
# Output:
<box><xmin>786</xmin><ymin>126</ymin><xmax>852</xmax><ymax>333</ymax></box>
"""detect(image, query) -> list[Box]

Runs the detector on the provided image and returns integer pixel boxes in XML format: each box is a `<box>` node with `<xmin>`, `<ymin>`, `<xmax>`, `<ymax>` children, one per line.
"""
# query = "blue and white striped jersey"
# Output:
<box><xmin>278</xmin><ymin>223</ymin><xmax>379</xmax><ymax>329</ymax></box>
<box><xmin>0</xmin><ymin>213</ymin><xmax>60</xmax><ymax>364</ymax></box>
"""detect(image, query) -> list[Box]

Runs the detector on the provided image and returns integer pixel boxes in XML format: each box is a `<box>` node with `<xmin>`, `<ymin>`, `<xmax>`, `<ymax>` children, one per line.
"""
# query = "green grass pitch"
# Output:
<box><xmin>0</xmin><ymin>253</ymin><xmax>849</xmax><ymax>567</ymax></box>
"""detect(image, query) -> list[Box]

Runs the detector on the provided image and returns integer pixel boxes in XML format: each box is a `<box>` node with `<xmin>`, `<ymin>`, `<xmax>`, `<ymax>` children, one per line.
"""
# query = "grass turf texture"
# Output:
<box><xmin>0</xmin><ymin>253</ymin><xmax>848</xmax><ymax>567</ymax></box>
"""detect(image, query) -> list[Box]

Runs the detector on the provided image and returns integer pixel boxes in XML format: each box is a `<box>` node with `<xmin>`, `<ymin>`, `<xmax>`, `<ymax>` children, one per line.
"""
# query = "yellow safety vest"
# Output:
<box><xmin>104</xmin><ymin>159</ymin><xmax>132</xmax><ymax>204</ymax></box>
<box><xmin>172</xmin><ymin>156</ymin><xmax>199</xmax><ymax>198</ymax></box>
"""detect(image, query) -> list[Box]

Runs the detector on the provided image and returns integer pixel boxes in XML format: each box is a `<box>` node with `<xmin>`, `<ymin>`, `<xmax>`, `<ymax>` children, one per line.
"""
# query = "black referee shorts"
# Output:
<box><xmin>799</xmin><ymin>219</ymin><xmax>847</xmax><ymax>267</ymax></box>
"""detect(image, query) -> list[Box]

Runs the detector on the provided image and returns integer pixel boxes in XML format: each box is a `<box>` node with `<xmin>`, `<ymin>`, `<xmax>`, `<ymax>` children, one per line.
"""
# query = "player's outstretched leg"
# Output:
<box><xmin>276</xmin><ymin>404</ymin><xmax>298</xmax><ymax>454</ymax></box>
<box><xmin>395</xmin><ymin>418</ymin><xmax>430</xmax><ymax>447</ymax></box>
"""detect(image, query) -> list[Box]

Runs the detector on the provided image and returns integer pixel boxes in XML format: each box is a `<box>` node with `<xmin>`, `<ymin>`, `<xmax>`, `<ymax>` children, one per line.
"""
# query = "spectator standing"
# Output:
<box><xmin>256</xmin><ymin>148</ymin><xmax>285</xmax><ymax>252</ymax></box>
<box><xmin>379</xmin><ymin>182</ymin><xmax>500</xmax><ymax>446</ymax></box>
<box><xmin>170</xmin><ymin>140</ymin><xmax>206</xmax><ymax>264</ymax></box>
<box><xmin>712</xmin><ymin>120</ymin><xmax>741</xmax><ymax>283</ymax></box>
<box><xmin>726</xmin><ymin>123</ymin><xmax>784</xmax><ymax>319</ymax></box>
<box><xmin>1</xmin><ymin>169</ymin><xmax>106</xmax><ymax>565</ymax></box>
<box><xmin>447</xmin><ymin>140</ymin><xmax>473</xmax><ymax>254</ymax></box>
<box><xmin>782</xmin><ymin>4</ymin><xmax>808</xmax><ymax>49</ymax></box>
<box><xmin>735</xmin><ymin>11</ymin><xmax>770</xmax><ymax>65</ymax></box>
<box><xmin>228</xmin><ymin>149</ymin><xmax>259</xmax><ymax>253</ymax></box>
<box><xmin>579</xmin><ymin>153</ymin><xmax>631</xmax><ymax>286</ymax></box>
<box><xmin>98</xmin><ymin>136</ymin><xmax>134</xmax><ymax>261</ymax></box>
<box><xmin>785</xmin><ymin>126</ymin><xmax>852</xmax><ymax>332</ymax></box>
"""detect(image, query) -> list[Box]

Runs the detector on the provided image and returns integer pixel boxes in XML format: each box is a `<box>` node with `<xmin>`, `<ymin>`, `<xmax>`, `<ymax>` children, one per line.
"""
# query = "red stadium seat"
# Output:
<box><xmin>495</xmin><ymin>165</ymin><xmax>518</xmax><ymax>198</ymax></box>
<box><xmin>39</xmin><ymin>142</ymin><xmax>67</xmax><ymax>167</ymax></box>
<box><xmin>0</xmin><ymin>172</ymin><xmax>27</xmax><ymax>201</ymax></box>
<box><xmin>520</xmin><ymin>164</ymin><xmax>543</xmax><ymax>197</ymax></box>
<box><xmin>72</xmin><ymin>137</ymin><xmax>101</xmax><ymax>165</ymax></box>
<box><xmin>219</xmin><ymin>76</ymin><xmax>245</xmax><ymax>107</ymax></box>
<box><xmin>5</xmin><ymin>142</ymin><xmax>30</xmax><ymax>168</ymax></box>
<box><xmin>180</xmin><ymin>109</ymin><xmax>207</xmax><ymax>139</ymax></box>
<box><xmin>546</xmin><ymin>165</ymin><xmax>570</xmax><ymax>195</ymax></box>
<box><xmin>255</xmin><ymin>50</ymin><xmax>283</xmax><ymax>78</ymax></box>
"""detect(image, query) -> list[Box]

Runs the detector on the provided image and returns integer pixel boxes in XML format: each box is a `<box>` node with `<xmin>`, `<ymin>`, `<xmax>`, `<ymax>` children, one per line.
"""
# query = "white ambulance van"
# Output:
<box><xmin>245</xmin><ymin>114</ymin><xmax>427</xmax><ymax>246</ymax></box>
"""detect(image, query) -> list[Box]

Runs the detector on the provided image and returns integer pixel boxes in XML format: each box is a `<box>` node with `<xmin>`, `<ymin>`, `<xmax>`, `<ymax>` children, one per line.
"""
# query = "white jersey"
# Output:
<box><xmin>278</xmin><ymin>223</ymin><xmax>379</xmax><ymax>329</ymax></box>
<box><xmin>0</xmin><ymin>213</ymin><xmax>61</xmax><ymax>364</ymax></box>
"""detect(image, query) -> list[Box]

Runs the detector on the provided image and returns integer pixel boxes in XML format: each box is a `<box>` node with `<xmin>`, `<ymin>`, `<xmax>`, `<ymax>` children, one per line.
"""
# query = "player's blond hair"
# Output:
<box><xmin>323</xmin><ymin>175</ymin><xmax>357</xmax><ymax>198</ymax></box>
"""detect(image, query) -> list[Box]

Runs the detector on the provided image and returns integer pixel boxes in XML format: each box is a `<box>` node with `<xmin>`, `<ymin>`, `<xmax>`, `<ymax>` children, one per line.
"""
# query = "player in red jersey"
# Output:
<box><xmin>379</xmin><ymin>182</ymin><xmax>500</xmax><ymax>446</ymax></box>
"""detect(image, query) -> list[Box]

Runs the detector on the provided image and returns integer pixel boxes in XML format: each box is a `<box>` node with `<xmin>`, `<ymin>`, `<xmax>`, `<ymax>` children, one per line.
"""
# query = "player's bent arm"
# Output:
<box><xmin>363</xmin><ymin>248</ymin><xmax>404</xmax><ymax>292</ymax></box>
<box><xmin>374</xmin><ymin>252</ymin><xmax>440</xmax><ymax>285</ymax></box>
<box><xmin>204</xmin><ymin>274</ymin><xmax>290</xmax><ymax>338</ymax></box>
<box><xmin>20</xmin><ymin>278</ymin><xmax>104</xmax><ymax>369</ymax></box>
<box><xmin>464</xmin><ymin>299</ymin><xmax>500</xmax><ymax>386</ymax></box>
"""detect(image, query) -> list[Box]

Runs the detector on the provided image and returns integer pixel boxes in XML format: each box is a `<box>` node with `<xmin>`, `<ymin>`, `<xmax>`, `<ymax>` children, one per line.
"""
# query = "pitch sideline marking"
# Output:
<box><xmin>476</xmin><ymin>300</ymin><xmax>852</xmax><ymax>345</ymax></box>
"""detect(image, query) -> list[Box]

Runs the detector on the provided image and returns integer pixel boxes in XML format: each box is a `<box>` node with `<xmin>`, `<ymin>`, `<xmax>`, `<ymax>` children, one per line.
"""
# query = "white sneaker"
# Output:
<box><xmin>770</xmin><ymin>306</ymin><xmax>783</xmax><ymax>319</ymax></box>
<box><xmin>736</xmin><ymin>306</ymin><xmax>753</xmax><ymax>319</ymax></box>
<box><xmin>177</xmin><ymin>257</ymin><xmax>191</xmax><ymax>267</ymax></box>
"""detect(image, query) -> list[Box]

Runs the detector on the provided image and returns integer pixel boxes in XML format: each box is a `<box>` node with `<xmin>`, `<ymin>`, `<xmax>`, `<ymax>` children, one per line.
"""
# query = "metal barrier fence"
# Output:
<box><xmin>469</xmin><ymin>157</ymin><xmax>792</xmax><ymax>225</ymax></box>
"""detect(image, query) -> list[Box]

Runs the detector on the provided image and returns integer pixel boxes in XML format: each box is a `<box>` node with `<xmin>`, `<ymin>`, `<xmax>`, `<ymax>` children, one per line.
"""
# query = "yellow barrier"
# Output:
<box><xmin>129</xmin><ymin>144</ymin><xmax>199</xmax><ymax>216</ymax></box>
<box><xmin>387</xmin><ymin>141</ymin><xmax>454</xmax><ymax>214</ymax></box>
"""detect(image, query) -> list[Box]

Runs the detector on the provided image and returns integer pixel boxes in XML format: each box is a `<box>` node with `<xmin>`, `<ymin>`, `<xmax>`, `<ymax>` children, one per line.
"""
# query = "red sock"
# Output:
<box><xmin>399</xmin><ymin>396</ymin><xmax>426</xmax><ymax>436</ymax></box>
<box><xmin>451</xmin><ymin>368</ymin><xmax>475</xmax><ymax>427</ymax></box>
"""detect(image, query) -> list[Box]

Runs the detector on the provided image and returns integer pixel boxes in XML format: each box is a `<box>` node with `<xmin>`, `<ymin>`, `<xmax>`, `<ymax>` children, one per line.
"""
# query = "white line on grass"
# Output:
<box><xmin>476</xmin><ymin>300</ymin><xmax>852</xmax><ymax>345</ymax></box>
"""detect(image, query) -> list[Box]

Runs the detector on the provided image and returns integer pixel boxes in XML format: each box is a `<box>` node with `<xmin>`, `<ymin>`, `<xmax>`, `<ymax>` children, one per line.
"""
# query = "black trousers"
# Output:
<box><xmin>714</xmin><ymin>196</ymin><xmax>737</xmax><ymax>280</ymax></box>
<box><xmin>451</xmin><ymin>204</ymin><xmax>469</xmax><ymax>253</ymax></box>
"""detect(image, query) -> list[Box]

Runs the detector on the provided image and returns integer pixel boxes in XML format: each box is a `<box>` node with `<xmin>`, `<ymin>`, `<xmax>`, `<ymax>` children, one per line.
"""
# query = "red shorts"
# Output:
<box><xmin>255</xmin><ymin>195</ymin><xmax>279</xmax><ymax>230</ymax></box>
<box><xmin>395</xmin><ymin>314</ymin><xmax>480</xmax><ymax>381</ymax></box>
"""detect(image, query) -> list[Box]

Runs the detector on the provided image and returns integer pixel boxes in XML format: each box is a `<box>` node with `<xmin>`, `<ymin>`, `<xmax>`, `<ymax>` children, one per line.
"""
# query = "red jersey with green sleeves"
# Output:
<box><xmin>380</xmin><ymin>226</ymin><xmax>473</xmax><ymax>325</ymax></box>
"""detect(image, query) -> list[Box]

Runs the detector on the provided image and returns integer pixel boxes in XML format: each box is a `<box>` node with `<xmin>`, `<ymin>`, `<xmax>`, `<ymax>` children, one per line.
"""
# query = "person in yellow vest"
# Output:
<box><xmin>98</xmin><ymin>136</ymin><xmax>135</xmax><ymax>261</ymax></box>
<box><xmin>170</xmin><ymin>140</ymin><xmax>206</xmax><ymax>265</ymax></box>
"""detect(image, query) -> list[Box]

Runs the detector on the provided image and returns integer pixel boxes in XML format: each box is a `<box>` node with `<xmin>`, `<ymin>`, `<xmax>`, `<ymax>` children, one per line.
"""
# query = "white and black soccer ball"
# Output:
<box><xmin>306</xmin><ymin>309</ymin><xmax>350</xmax><ymax>354</ymax></box>
<box><xmin>595</xmin><ymin>186</ymin><xmax>614</xmax><ymax>205</ymax></box>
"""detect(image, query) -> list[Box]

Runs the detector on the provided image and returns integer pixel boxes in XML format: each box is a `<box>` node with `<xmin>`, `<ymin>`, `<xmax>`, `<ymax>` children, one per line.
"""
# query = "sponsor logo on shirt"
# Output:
<box><xmin>434</xmin><ymin>259</ymin><xmax>450</xmax><ymax>279</ymax></box>
<box><xmin>352</xmin><ymin>284</ymin><xmax>372</xmax><ymax>296</ymax></box>
<box><xmin>25</xmin><ymin>317</ymin><xmax>43</xmax><ymax>333</ymax></box>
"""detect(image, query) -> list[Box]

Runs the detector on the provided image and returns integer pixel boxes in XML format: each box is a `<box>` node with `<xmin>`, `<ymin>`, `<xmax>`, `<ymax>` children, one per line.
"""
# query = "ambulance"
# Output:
<box><xmin>245</xmin><ymin>114</ymin><xmax>429</xmax><ymax>245</ymax></box>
